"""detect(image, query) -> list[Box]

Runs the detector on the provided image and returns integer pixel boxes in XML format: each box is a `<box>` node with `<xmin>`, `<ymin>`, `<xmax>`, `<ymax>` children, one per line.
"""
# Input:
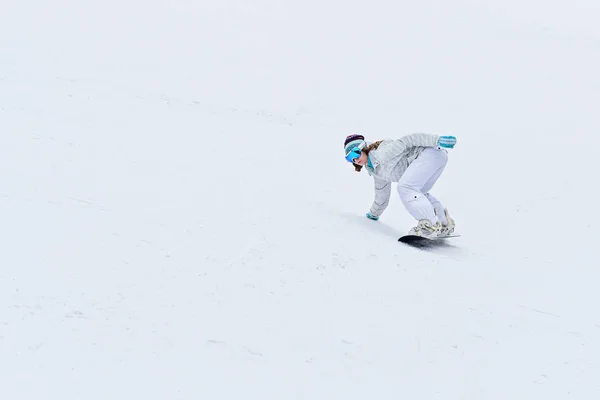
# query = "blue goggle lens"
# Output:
<box><xmin>345</xmin><ymin>147</ymin><xmax>362</xmax><ymax>163</ymax></box>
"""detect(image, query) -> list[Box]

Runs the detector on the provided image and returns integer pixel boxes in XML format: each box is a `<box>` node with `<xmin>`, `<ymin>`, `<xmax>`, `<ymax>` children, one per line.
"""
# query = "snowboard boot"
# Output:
<box><xmin>439</xmin><ymin>208</ymin><xmax>455</xmax><ymax>236</ymax></box>
<box><xmin>408</xmin><ymin>219</ymin><xmax>442</xmax><ymax>239</ymax></box>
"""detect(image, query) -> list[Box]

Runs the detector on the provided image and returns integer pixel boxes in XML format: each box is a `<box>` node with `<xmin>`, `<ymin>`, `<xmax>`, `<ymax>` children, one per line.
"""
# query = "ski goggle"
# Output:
<box><xmin>345</xmin><ymin>142</ymin><xmax>366</xmax><ymax>163</ymax></box>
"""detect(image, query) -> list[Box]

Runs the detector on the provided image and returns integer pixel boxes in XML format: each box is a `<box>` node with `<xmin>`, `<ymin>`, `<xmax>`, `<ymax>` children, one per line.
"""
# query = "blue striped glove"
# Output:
<box><xmin>438</xmin><ymin>135</ymin><xmax>457</xmax><ymax>149</ymax></box>
<box><xmin>366</xmin><ymin>212</ymin><xmax>379</xmax><ymax>220</ymax></box>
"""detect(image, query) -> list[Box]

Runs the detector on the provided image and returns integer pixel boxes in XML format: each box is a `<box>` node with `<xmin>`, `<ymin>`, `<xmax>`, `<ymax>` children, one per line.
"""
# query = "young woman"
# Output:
<box><xmin>343</xmin><ymin>133</ymin><xmax>457</xmax><ymax>238</ymax></box>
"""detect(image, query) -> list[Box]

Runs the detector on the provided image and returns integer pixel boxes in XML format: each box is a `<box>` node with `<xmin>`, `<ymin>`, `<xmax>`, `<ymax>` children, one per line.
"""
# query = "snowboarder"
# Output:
<box><xmin>343</xmin><ymin>133</ymin><xmax>457</xmax><ymax>238</ymax></box>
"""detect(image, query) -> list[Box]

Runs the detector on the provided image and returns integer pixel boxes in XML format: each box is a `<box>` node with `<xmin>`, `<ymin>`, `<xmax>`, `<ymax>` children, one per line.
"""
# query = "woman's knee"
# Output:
<box><xmin>437</xmin><ymin>148</ymin><xmax>449</xmax><ymax>167</ymax></box>
<box><xmin>397</xmin><ymin>184</ymin><xmax>423</xmax><ymax>204</ymax></box>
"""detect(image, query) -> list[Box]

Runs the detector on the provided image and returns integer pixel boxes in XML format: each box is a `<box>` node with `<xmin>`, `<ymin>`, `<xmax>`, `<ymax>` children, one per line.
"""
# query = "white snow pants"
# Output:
<box><xmin>397</xmin><ymin>147</ymin><xmax>449</xmax><ymax>225</ymax></box>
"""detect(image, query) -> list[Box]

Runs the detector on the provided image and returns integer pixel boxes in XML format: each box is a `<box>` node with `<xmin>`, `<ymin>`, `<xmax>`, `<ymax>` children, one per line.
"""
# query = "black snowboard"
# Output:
<box><xmin>398</xmin><ymin>234</ymin><xmax>460</xmax><ymax>248</ymax></box>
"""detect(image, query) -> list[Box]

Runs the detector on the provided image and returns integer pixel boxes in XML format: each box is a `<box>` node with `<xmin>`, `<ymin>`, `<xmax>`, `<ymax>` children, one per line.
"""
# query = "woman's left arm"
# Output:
<box><xmin>373</xmin><ymin>133</ymin><xmax>440</xmax><ymax>166</ymax></box>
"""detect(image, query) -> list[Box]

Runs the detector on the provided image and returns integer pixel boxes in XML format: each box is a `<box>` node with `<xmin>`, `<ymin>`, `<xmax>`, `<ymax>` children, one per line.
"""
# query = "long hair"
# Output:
<box><xmin>353</xmin><ymin>140</ymin><xmax>383</xmax><ymax>172</ymax></box>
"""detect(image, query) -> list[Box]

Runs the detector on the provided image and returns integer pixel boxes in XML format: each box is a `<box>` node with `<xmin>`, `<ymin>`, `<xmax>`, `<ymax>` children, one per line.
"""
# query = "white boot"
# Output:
<box><xmin>408</xmin><ymin>219</ymin><xmax>442</xmax><ymax>238</ymax></box>
<box><xmin>439</xmin><ymin>208</ymin><xmax>455</xmax><ymax>236</ymax></box>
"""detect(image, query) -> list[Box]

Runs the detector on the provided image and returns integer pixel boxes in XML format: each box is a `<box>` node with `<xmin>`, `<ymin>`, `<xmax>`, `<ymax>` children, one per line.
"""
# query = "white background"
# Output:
<box><xmin>1</xmin><ymin>0</ymin><xmax>599</xmax><ymax>399</ymax></box>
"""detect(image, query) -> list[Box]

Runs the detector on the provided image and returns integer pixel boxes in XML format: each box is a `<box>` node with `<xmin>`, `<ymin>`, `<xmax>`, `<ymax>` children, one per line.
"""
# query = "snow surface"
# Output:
<box><xmin>1</xmin><ymin>0</ymin><xmax>600</xmax><ymax>399</ymax></box>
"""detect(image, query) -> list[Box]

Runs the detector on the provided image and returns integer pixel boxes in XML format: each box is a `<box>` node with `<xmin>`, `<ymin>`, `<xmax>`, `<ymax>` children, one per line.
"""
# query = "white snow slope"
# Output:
<box><xmin>2</xmin><ymin>1</ymin><xmax>600</xmax><ymax>399</ymax></box>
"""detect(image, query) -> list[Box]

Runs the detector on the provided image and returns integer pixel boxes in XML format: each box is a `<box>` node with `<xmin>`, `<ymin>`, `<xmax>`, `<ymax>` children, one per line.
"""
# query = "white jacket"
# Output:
<box><xmin>365</xmin><ymin>133</ymin><xmax>440</xmax><ymax>217</ymax></box>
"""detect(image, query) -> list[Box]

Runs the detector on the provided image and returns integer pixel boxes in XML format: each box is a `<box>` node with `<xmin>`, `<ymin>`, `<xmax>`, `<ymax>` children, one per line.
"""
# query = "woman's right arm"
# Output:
<box><xmin>368</xmin><ymin>178</ymin><xmax>392</xmax><ymax>218</ymax></box>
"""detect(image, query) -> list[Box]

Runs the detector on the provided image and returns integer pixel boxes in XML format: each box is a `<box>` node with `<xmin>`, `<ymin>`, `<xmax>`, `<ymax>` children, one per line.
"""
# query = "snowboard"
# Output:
<box><xmin>398</xmin><ymin>234</ymin><xmax>461</xmax><ymax>247</ymax></box>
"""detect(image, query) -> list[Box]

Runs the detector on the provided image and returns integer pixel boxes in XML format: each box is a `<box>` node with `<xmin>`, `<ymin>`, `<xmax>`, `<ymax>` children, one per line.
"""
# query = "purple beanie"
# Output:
<box><xmin>344</xmin><ymin>134</ymin><xmax>365</xmax><ymax>155</ymax></box>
